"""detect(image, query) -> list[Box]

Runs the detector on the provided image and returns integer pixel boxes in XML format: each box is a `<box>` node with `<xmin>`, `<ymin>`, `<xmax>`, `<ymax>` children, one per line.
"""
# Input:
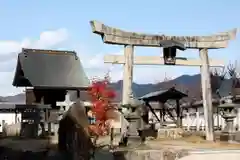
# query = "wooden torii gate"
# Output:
<box><xmin>90</xmin><ymin>20</ymin><xmax>237</xmax><ymax>141</ymax></box>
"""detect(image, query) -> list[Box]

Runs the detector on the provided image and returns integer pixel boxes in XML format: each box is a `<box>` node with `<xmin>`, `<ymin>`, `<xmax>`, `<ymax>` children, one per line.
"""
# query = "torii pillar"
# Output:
<box><xmin>90</xmin><ymin>20</ymin><xmax>237</xmax><ymax>141</ymax></box>
<box><xmin>122</xmin><ymin>45</ymin><xmax>134</xmax><ymax>104</ymax></box>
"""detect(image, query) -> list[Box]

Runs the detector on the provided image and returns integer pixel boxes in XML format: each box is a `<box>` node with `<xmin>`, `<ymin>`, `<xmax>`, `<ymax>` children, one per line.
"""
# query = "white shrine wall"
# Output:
<box><xmin>0</xmin><ymin>113</ymin><xmax>21</xmax><ymax>132</ymax></box>
<box><xmin>148</xmin><ymin>106</ymin><xmax>240</xmax><ymax>131</ymax></box>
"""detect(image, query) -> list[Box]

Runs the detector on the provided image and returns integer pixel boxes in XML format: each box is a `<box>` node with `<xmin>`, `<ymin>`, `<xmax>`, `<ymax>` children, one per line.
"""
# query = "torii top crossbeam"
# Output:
<box><xmin>90</xmin><ymin>20</ymin><xmax>237</xmax><ymax>49</ymax></box>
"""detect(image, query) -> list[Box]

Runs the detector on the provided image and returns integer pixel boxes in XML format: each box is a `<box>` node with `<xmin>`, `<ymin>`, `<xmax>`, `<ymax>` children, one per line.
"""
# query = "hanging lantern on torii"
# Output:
<box><xmin>160</xmin><ymin>40</ymin><xmax>186</xmax><ymax>65</ymax></box>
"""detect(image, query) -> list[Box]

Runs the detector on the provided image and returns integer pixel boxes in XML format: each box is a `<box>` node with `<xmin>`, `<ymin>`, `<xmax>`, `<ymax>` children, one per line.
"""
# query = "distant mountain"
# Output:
<box><xmin>0</xmin><ymin>93</ymin><xmax>25</xmax><ymax>103</ymax></box>
<box><xmin>1</xmin><ymin>74</ymin><xmax>233</xmax><ymax>103</ymax></box>
<box><xmin>108</xmin><ymin>74</ymin><xmax>203</xmax><ymax>102</ymax></box>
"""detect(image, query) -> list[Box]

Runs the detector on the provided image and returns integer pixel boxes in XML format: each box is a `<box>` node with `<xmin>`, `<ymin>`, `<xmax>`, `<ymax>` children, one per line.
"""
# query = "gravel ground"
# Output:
<box><xmin>0</xmin><ymin>136</ymin><xmax>240</xmax><ymax>160</ymax></box>
<box><xmin>180</xmin><ymin>153</ymin><xmax>240</xmax><ymax>160</ymax></box>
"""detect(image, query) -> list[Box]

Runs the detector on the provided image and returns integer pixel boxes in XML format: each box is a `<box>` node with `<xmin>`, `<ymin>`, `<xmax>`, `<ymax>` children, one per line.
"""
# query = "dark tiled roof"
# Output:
<box><xmin>12</xmin><ymin>48</ymin><xmax>90</xmax><ymax>89</ymax></box>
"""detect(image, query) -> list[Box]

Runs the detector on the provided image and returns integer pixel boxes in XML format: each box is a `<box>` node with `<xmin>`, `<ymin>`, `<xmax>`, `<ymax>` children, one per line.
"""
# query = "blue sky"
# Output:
<box><xmin>0</xmin><ymin>0</ymin><xmax>239</xmax><ymax>95</ymax></box>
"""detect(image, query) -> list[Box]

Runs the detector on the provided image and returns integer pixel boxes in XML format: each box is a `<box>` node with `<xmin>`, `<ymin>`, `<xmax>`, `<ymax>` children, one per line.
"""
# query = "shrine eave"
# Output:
<box><xmin>90</xmin><ymin>20</ymin><xmax>237</xmax><ymax>49</ymax></box>
<box><xmin>30</xmin><ymin>86</ymin><xmax>89</xmax><ymax>91</ymax></box>
<box><xmin>139</xmin><ymin>87</ymin><xmax>187</xmax><ymax>102</ymax></box>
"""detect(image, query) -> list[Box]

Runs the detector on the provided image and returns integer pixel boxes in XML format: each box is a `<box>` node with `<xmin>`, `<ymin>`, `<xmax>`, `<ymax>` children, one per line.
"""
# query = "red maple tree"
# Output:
<box><xmin>87</xmin><ymin>75</ymin><xmax>116</xmax><ymax>136</ymax></box>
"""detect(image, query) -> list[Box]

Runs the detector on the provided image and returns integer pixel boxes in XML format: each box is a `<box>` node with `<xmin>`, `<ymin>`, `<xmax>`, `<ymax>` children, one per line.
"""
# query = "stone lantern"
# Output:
<box><xmin>121</xmin><ymin>98</ymin><xmax>145</xmax><ymax>136</ymax></box>
<box><xmin>218</xmin><ymin>96</ymin><xmax>239</xmax><ymax>142</ymax></box>
<box><xmin>121</xmin><ymin>97</ymin><xmax>162</xmax><ymax>145</ymax></box>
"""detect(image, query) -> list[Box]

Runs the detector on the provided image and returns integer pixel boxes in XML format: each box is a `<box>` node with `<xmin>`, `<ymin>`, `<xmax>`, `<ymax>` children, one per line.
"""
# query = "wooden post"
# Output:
<box><xmin>199</xmin><ymin>48</ymin><xmax>214</xmax><ymax>141</ymax></box>
<box><xmin>176</xmin><ymin>100</ymin><xmax>181</xmax><ymax>127</ymax></box>
<box><xmin>237</xmin><ymin>108</ymin><xmax>240</xmax><ymax>131</ymax></box>
<box><xmin>110</xmin><ymin>127</ymin><xmax>114</xmax><ymax>149</ymax></box>
<box><xmin>220</xmin><ymin>115</ymin><xmax>223</xmax><ymax>130</ymax></box>
<box><xmin>46</xmin><ymin>109</ymin><xmax>51</xmax><ymax>135</ymax></box>
<box><xmin>15</xmin><ymin>111</ymin><xmax>17</xmax><ymax>124</ymax></box>
<box><xmin>122</xmin><ymin>45</ymin><xmax>134</xmax><ymax>105</ymax></box>
<box><xmin>221</xmin><ymin>116</ymin><xmax>225</xmax><ymax>130</ymax></box>
<box><xmin>196</xmin><ymin>108</ymin><xmax>200</xmax><ymax>131</ymax></box>
<box><xmin>186</xmin><ymin>112</ymin><xmax>190</xmax><ymax>131</ymax></box>
<box><xmin>216</xmin><ymin>107</ymin><xmax>220</xmax><ymax>130</ymax></box>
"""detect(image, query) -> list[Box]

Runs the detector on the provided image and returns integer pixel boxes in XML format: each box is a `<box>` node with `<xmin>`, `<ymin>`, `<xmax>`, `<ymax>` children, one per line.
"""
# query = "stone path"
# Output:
<box><xmin>1</xmin><ymin>136</ymin><xmax>240</xmax><ymax>160</ymax></box>
<box><xmin>147</xmin><ymin>139</ymin><xmax>240</xmax><ymax>150</ymax></box>
<box><xmin>180</xmin><ymin>153</ymin><xmax>240</xmax><ymax>160</ymax></box>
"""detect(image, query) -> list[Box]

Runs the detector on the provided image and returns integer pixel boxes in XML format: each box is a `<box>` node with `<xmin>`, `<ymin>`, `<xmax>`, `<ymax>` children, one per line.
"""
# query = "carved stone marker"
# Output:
<box><xmin>90</xmin><ymin>20</ymin><xmax>237</xmax><ymax>141</ymax></box>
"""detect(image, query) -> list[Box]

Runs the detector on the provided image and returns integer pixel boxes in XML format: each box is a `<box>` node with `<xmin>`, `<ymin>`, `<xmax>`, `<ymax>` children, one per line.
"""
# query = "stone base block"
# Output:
<box><xmin>112</xmin><ymin>148</ymin><xmax>189</xmax><ymax>160</ymax></box>
<box><xmin>234</xmin><ymin>131</ymin><xmax>240</xmax><ymax>142</ymax></box>
<box><xmin>158</xmin><ymin>128</ymin><xmax>184</xmax><ymax>139</ymax></box>
<box><xmin>220</xmin><ymin>133</ymin><xmax>236</xmax><ymax>142</ymax></box>
<box><xmin>94</xmin><ymin>147</ymin><xmax>189</xmax><ymax>160</ymax></box>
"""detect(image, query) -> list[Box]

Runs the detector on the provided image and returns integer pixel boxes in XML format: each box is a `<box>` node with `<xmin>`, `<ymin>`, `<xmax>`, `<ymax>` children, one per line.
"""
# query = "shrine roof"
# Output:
<box><xmin>12</xmin><ymin>48</ymin><xmax>90</xmax><ymax>90</ymax></box>
<box><xmin>139</xmin><ymin>87</ymin><xmax>187</xmax><ymax>102</ymax></box>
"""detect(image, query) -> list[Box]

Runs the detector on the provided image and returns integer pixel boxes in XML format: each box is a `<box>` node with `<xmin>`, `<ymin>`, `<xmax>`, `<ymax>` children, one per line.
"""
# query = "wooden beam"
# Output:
<box><xmin>90</xmin><ymin>20</ymin><xmax>237</xmax><ymax>49</ymax></box>
<box><xmin>199</xmin><ymin>48</ymin><xmax>214</xmax><ymax>141</ymax></box>
<box><xmin>176</xmin><ymin>99</ymin><xmax>181</xmax><ymax>127</ymax></box>
<box><xmin>104</xmin><ymin>55</ymin><xmax>224</xmax><ymax>67</ymax></box>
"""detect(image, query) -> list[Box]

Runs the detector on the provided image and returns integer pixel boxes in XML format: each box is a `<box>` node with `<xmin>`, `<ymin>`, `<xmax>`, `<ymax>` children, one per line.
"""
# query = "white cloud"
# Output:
<box><xmin>0</xmin><ymin>72</ymin><xmax>24</xmax><ymax>96</ymax></box>
<box><xmin>0</xmin><ymin>28</ymin><xmax>69</xmax><ymax>96</ymax></box>
<box><xmin>77</xmin><ymin>50</ymin><xmax>126</xmax><ymax>82</ymax></box>
<box><xmin>0</xmin><ymin>28</ymin><xmax>68</xmax><ymax>56</ymax></box>
<box><xmin>33</xmin><ymin>28</ymin><xmax>68</xmax><ymax>49</ymax></box>
<box><xmin>79</xmin><ymin>50</ymin><xmax>123</xmax><ymax>70</ymax></box>
<box><xmin>0</xmin><ymin>28</ymin><xmax>199</xmax><ymax>96</ymax></box>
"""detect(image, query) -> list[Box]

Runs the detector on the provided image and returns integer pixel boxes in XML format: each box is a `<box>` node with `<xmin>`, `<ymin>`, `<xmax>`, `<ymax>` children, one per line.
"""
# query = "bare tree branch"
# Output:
<box><xmin>227</xmin><ymin>62</ymin><xmax>240</xmax><ymax>88</ymax></box>
<box><xmin>210</xmin><ymin>67</ymin><xmax>227</xmax><ymax>97</ymax></box>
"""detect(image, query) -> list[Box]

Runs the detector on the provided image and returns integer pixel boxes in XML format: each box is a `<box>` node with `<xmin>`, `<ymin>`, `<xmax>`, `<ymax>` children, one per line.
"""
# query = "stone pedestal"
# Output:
<box><xmin>125</xmin><ymin>114</ymin><xmax>140</xmax><ymax>136</ymax></box>
<box><xmin>220</xmin><ymin>114</ymin><xmax>236</xmax><ymax>142</ymax></box>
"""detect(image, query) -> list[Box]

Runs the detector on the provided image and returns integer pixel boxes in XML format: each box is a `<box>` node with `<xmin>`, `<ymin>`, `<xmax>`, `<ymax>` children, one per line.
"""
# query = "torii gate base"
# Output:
<box><xmin>90</xmin><ymin>20</ymin><xmax>237</xmax><ymax>141</ymax></box>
